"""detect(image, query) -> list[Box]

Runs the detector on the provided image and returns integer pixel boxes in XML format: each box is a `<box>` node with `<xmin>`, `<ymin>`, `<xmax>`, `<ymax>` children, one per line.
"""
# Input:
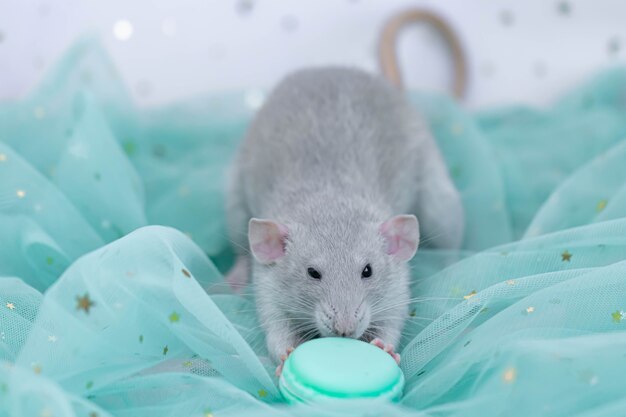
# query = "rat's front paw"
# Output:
<box><xmin>275</xmin><ymin>347</ymin><xmax>295</xmax><ymax>377</ymax></box>
<box><xmin>370</xmin><ymin>338</ymin><xmax>401</xmax><ymax>365</ymax></box>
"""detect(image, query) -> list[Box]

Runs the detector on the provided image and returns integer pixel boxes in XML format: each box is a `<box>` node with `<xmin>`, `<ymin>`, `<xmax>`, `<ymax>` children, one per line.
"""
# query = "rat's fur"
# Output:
<box><xmin>226</xmin><ymin>68</ymin><xmax>463</xmax><ymax>363</ymax></box>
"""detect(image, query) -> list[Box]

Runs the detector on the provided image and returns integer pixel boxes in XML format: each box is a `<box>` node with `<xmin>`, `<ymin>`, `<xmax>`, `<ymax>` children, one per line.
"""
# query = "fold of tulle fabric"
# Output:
<box><xmin>2</xmin><ymin>39</ymin><xmax>626</xmax><ymax>416</ymax></box>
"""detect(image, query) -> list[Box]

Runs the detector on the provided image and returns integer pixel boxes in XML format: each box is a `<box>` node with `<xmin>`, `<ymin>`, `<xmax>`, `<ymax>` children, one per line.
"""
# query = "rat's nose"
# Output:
<box><xmin>333</xmin><ymin>320</ymin><xmax>357</xmax><ymax>338</ymax></box>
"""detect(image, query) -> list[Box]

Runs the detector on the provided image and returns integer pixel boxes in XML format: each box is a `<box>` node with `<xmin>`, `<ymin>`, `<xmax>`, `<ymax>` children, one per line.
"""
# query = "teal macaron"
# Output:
<box><xmin>279</xmin><ymin>337</ymin><xmax>404</xmax><ymax>404</ymax></box>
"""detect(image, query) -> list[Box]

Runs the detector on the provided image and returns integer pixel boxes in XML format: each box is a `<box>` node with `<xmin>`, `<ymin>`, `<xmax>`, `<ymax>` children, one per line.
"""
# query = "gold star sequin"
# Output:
<box><xmin>39</xmin><ymin>408</ymin><xmax>52</xmax><ymax>417</ymax></box>
<box><xmin>502</xmin><ymin>367</ymin><xmax>517</xmax><ymax>383</ymax></box>
<box><xmin>16</xmin><ymin>189</ymin><xmax>26</xmax><ymax>198</ymax></box>
<box><xmin>203</xmin><ymin>409</ymin><xmax>213</xmax><ymax>417</ymax></box>
<box><xmin>182</xmin><ymin>360</ymin><xmax>193</xmax><ymax>367</ymax></box>
<box><xmin>612</xmin><ymin>310</ymin><xmax>623</xmax><ymax>323</ymax></box>
<box><xmin>47</xmin><ymin>335</ymin><xmax>57</xmax><ymax>343</ymax></box>
<box><xmin>123</xmin><ymin>140</ymin><xmax>136</xmax><ymax>156</ymax></box>
<box><xmin>258</xmin><ymin>389</ymin><xmax>268</xmax><ymax>398</ymax></box>
<box><xmin>169</xmin><ymin>311</ymin><xmax>180</xmax><ymax>323</ymax></box>
<box><xmin>89</xmin><ymin>412</ymin><xmax>98</xmax><ymax>417</ymax></box>
<box><xmin>32</xmin><ymin>363</ymin><xmax>42</xmax><ymax>374</ymax></box>
<box><xmin>526</xmin><ymin>306</ymin><xmax>535</xmax><ymax>314</ymax></box>
<box><xmin>506</xmin><ymin>279</ymin><xmax>516</xmax><ymax>285</ymax></box>
<box><xmin>76</xmin><ymin>293</ymin><xmax>95</xmax><ymax>314</ymax></box>
<box><xmin>0</xmin><ymin>153</ymin><xmax>6</xmax><ymax>162</ymax></box>
<box><xmin>463</xmin><ymin>290</ymin><xmax>477</xmax><ymax>300</ymax></box>
<box><xmin>561</xmin><ymin>250</ymin><xmax>572</xmax><ymax>262</ymax></box>
<box><xmin>181</xmin><ymin>268</ymin><xmax>191</xmax><ymax>278</ymax></box>
<box><xmin>596</xmin><ymin>199</ymin><xmax>608</xmax><ymax>212</ymax></box>
<box><xmin>409</xmin><ymin>309</ymin><xmax>416</xmax><ymax>317</ymax></box>
<box><xmin>6</xmin><ymin>302</ymin><xmax>15</xmax><ymax>310</ymax></box>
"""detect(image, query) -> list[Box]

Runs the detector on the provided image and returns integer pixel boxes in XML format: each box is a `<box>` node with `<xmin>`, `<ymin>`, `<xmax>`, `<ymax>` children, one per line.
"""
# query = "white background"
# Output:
<box><xmin>1</xmin><ymin>0</ymin><xmax>626</xmax><ymax>110</ymax></box>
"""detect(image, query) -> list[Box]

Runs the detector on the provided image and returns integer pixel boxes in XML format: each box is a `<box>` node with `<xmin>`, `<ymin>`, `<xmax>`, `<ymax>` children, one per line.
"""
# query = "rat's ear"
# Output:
<box><xmin>379</xmin><ymin>214</ymin><xmax>420</xmax><ymax>262</ymax></box>
<box><xmin>248</xmin><ymin>218</ymin><xmax>289</xmax><ymax>264</ymax></box>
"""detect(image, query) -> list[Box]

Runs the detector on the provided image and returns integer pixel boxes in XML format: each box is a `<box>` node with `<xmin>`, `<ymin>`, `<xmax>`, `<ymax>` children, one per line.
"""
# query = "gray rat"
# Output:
<box><xmin>225</xmin><ymin>68</ymin><xmax>463</xmax><ymax>374</ymax></box>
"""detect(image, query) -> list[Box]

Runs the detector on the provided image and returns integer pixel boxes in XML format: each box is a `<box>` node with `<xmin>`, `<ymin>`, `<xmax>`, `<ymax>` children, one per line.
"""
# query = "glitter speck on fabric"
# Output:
<box><xmin>503</xmin><ymin>368</ymin><xmax>517</xmax><ymax>383</ymax></box>
<box><xmin>76</xmin><ymin>293</ymin><xmax>95</xmax><ymax>314</ymax></box>
<box><xmin>612</xmin><ymin>310</ymin><xmax>623</xmax><ymax>323</ymax></box>
<box><xmin>464</xmin><ymin>290</ymin><xmax>477</xmax><ymax>300</ymax></box>
<box><xmin>169</xmin><ymin>311</ymin><xmax>180</xmax><ymax>323</ymax></box>
<box><xmin>561</xmin><ymin>250</ymin><xmax>572</xmax><ymax>262</ymax></box>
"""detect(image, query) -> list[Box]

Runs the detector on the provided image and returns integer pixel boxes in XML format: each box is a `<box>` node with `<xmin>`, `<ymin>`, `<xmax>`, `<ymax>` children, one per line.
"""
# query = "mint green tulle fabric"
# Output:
<box><xmin>2</xmin><ymin>39</ymin><xmax>626</xmax><ymax>416</ymax></box>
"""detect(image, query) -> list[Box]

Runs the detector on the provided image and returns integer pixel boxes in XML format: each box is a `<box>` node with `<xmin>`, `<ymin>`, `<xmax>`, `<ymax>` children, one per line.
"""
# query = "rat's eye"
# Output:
<box><xmin>307</xmin><ymin>267</ymin><xmax>322</xmax><ymax>280</ymax></box>
<box><xmin>361</xmin><ymin>264</ymin><xmax>372</xmax><ymax>278</ymax></box>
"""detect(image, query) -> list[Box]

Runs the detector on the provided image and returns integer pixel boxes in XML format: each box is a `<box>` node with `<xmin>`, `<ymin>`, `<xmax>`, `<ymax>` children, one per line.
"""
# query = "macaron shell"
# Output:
<box><xmin>280</xmin><ymin>338</ymin><xmax>404</xmax><ymax>401</ymax></box>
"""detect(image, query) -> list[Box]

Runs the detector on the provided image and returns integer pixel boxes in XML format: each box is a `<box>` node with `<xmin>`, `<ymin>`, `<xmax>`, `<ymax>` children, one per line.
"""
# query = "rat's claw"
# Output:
<box><xmin>370</xmin><ymin>338</ymin><xmax>401</xmax><ymax>365</ymax></box>
<box><xmin>275</xmin><ymin>362</ymin><xmax>284</xmax><ymax>377</ymax></box>
<box><xmin>370</xmin><ymin>338</ymin><xmax>385</xmax><ymax>350</ymax></box>
<box><xmin>275</xmin><ymin>347</ymin><xmax>295</xmax><ymax>377</ymax></box>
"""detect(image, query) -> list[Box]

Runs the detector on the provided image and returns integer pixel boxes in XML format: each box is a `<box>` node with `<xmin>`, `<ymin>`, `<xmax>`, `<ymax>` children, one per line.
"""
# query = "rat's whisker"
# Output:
<box><xmin>371</xmin><ymin>296</ymin><xmax>461</xmax><ymax>315</ymax></box>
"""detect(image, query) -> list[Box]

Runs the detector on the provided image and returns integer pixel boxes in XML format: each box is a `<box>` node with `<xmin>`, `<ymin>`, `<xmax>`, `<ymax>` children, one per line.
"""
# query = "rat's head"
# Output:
<box><xmin>249</xmin><ymin>213</ymin><xmax>418</xmax><ymax>342</ymax></box>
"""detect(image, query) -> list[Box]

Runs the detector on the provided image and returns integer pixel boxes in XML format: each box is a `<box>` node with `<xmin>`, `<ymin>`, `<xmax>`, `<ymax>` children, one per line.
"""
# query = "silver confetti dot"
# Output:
<box><xmin>534</xmin><ymin>61</ymin><xmax>547</xmax><ymax>78</ymax></box>
<box><xmin>281</xmin><ymin>15</ymin><xmax>299</xmax><ymax>32</ymax></box>
<box><xmin>236</xmin><ymin>0</ymin><xmax>254</xmax><ymax>15</ymax></box>
<box><xmin>557</xmin><ymin>1</ymin><xmax>572</xmax><ymax>15</ymax></box>
<box><xmin>499</xmin><ymin>10</ymin><xmax>514</xmax><ymax>26</ymax></box>
<box><xmin>136</xmin><ymin>80</ymin><xmax>153</xmax><ymax>97</ymax></box>
<box><xmin>608</xmin><ymin>37</ymin><xmax>621</xmax><ymax>56</ymax></box>
<box><xmin>113</xmin><ymin>19</ymin><xmax>133</xmax><ymax>41</ymax></box>
<box><xmin>245</xmin><ymin>90</ymin><xmax>265</xmax><ymax>110</ymax></box>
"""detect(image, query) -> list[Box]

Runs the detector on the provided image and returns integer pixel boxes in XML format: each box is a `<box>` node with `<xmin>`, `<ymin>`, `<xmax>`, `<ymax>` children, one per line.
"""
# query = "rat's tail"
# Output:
<box><xmin>378</xmin><ymin>9</ymin><xmax>467</xmax><ymax>99</ymax></box>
